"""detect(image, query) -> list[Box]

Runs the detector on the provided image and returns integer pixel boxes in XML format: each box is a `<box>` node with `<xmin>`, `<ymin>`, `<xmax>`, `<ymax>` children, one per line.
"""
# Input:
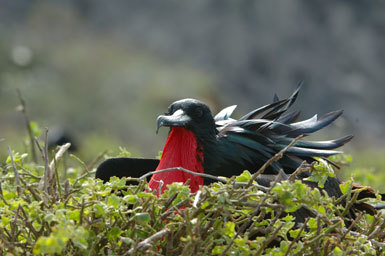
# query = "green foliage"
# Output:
<box><xmin>0</xmin><ymin>147</ymin><xmax>385</xmax><ymax>255</ymax></box>
<box><xmin>341</xmin><ymin>150</ymin><xmax>385</xmax><ymax>191</ymax></box>
<box><xmin>29</xmin><ymin>122</ymin><xmax>42</xmax><ymax>138</ymax></box>
<box><xmin>305</xmin><ymin>157</ymin><xmax>335</xmax><ymax>188</ymax></box>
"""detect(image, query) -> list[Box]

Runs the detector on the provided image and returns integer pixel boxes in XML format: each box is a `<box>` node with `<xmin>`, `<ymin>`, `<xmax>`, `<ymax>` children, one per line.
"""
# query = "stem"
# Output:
<box><xmin>16</xmin><ymin>89</ymin><xmax>37</xmax><ymax>163</ymax></box>
<box><xmin>7</xmin><ymin>146</ymin><xmax>21</xmax><ymax>196</ymax></box>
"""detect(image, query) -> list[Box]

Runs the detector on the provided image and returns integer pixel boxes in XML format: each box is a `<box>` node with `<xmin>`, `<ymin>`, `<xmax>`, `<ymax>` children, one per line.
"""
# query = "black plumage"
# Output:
<box><xmin>96</xmin><ymin>86</ymin><xmax>379</xmax><ymax>216</ymax></box>
<box><xmin>97</xmin><ymin>86</ymin><xmax>352</xmax><ymax>181</ymax></box>
<box><xmin>96</xmin><ymin>157</ymin><xmax>159</xmax><ymax>184</ymax></box>
<box><xmin>159</xmin><ymin>86</ymin><xmax>352</xmax><ymax>180</ymax></box>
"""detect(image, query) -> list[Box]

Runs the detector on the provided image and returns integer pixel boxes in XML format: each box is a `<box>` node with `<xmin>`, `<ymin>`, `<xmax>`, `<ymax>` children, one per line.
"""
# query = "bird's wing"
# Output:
<box><xmin>96</xmin><ymin>157</ymin><xmax>160</xmax><ymax>183</ymax></box>
<box><xmin>214</xmin><ymin>105</ymin><xmax>237</xmax><ymax>121</ymax></box>
<box><xmin>213</xmin><ymin>85</ymin><xmax>352</xmax><ymax>175</ymax></box>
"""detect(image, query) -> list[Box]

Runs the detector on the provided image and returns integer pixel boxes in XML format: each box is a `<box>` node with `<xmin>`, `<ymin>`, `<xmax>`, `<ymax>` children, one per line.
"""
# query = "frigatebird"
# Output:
<box><xmin>96</xmin><ymin>86</ymin><xmax>357</xmax><ymax>199</ymax></box>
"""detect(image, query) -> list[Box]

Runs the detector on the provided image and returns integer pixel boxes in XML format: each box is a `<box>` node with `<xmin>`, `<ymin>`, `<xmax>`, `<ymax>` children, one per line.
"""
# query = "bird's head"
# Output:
<box><xmin>156</xmin><ymin>98</ymin><xmax>217</xmax><ymax>140</ymax></box>
<box><xmin>149</xmin><ymin>99</ymin><xmax>216</xmax><ymax>194</ymax></box>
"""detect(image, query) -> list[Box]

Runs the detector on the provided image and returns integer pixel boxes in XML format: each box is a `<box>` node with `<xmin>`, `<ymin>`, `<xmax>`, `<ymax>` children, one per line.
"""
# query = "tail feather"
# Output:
<box><xmin>239</xmin><ymin>99</ymin><xmax>289</xmax><ymax>121</ymax></box>
<box><xmin>275</xmin><ymin>111</ymin><xmax>301</xmax><ymax>124</ymax></box>
<box><xmin>286</xmin><ymin>110</ymin><xmax>343</xmax><ymax>137</ymax></box>
<box><xmin>273</xmin><ymin>93</ymin><xmax>280</xmax><ymax>103</ymax></box>
<box><xmin>283</xmin><ymin>146</ymin><xmax>343</xmax><ymax>157</ymax></box>
<box><xmin>215</xmin><ymin>83</ymin><xmax>350</xmax><ymax>174</ymax></box>
<box><xmin>274</xmin><ymin>135</ymin><xmax>353</xmax><ymax>150</ymax></box>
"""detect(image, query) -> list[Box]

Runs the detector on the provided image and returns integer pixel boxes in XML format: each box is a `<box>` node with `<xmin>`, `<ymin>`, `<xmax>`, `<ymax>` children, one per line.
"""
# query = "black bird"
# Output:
<box><xmin>96</xmin><ymin>85</ymin><xmax>385</xmax><ymax>224</ymax></box>
<box><xmin>48</xmin><ymin>129</ymin><xmax>78</xmax><ymax>152</ymax></box>
<box><xmin>97</xmin><ymin>86</ymin><xmax>354</xmax><ymax>196</ymax></box>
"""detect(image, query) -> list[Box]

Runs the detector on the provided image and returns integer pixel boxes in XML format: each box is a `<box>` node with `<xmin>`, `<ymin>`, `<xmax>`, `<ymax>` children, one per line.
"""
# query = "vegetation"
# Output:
<box><xmin>1</xmin><ymin>2</ymin><xmax>385</xmax><ymax>254</ymax></box>
<box><xmin>1</xmin><ymin>129</ymin><xmax>384</xmax><ymax>255</ymax></box>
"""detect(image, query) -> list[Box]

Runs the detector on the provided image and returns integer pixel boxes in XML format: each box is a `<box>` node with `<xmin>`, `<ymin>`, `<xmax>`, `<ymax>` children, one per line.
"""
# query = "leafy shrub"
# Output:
<box><xmin>0</xmin><ymin>145</ymin><xmax>384</xmax><ymax>255</ymax></box>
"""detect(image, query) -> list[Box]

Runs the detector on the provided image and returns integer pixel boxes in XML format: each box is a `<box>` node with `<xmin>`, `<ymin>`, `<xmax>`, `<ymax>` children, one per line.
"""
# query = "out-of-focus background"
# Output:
<box><xmin>1</xmin><ymin>1</ymin><xmax>384</xmax><ymax>186</ymax></box>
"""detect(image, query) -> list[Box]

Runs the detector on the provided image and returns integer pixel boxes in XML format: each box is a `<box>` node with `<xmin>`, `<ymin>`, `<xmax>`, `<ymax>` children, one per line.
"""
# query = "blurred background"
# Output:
<box><xmin>1</xmin><ymin>1</ymin><xmax>384</xmax><ymax>187</ymax></box>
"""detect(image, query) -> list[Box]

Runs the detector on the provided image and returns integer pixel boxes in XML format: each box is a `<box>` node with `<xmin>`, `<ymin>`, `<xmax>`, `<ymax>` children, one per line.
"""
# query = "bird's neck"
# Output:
<box><xmin>148</xmin><ymin>127</ymin><xmax>204</xmax><ymax>194</ymax></box>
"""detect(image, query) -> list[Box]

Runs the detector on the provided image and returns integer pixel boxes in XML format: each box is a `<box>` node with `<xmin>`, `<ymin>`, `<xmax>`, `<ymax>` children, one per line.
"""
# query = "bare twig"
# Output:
<box><xmin>18</xmin><ymin>205</ymin><xmax>41</xmax><ymax>238</ymax></box>
<box><xmin>161</xmin><ymin>199</ymin><xmax>190</xmax><ymax>219</ymax></box>
<box><xmin>367</xmin><ymin>216</ymin><xmax>385</xmax><ymax>240</ymax></box>
<box><xmin>158</xmin><ymin>180</ymin><xmax>164</xmax><ymax>197</ymax></box>
<box><xmin>162</xmin><ymin>193</ymin><xmax>178</xmax><ymax>211</ymax></box>
<box><xmin>48</xmin><ymin>143</ymin><xmax>71</xmax><ymax>198</ymax></box>
<box><xmin>231</xmin><ymin>182</ymin><xmax>269</xmax><ymax>192</ymax></box>
<box><xmin>73</xmin><ymin>170</ymin><xmax>96</xmax><ymax>187</ymax></box>
<box><xmin>79</xmin><ymin>198</ymin><xmax>85</xmax><ymax>226</ymax></box>
<box><xmin>139</xmin><ymin>167</ymin><xmax>227</xmax><ymax>183</ymax></box>
<box><xmin>87</xmin><ymin>150</ymin><xmax>108</xmax><ymax>171</ymax></box>
<box><xmin>337</xmin><ymin>213</ymin><xmax>363</xmax><ymax>246</ymax></box>
<box><xmin>49</xmin><ymin>143</ymin><xmax>71</xmax><ymax>171</ymax></box>
<box><xmin>52</xmin><ymin>152</ymin><xmax>62</xmax><ymax>199</ymax></box>
<box><xmin>220</xmin><ymin>172</ymin><xmax>283</xmax><ymax>256</ymax></box>
<box><xmin>256</xmin><ymin>222</ymin><xmax>285</xmax><ymax>255</ymax></box>
<box><xmin>126</xmin><ymin>228</ymin><xmax>171</xmax><ymax>254</ymax></box>
<box><xmin>193</xmin><ymin>190</ymin><xmax>202</xmax><ymax>209</ymax></box>
<box><xmin>16</xmin><ymin>89</ymin><xmax>37</xmax><ymax>163</ymax></box>
<box><xmin>288</xmin><ymin>161</ymin><xmax>310</xmax><ymax>182</ymax></box>
<box><xmin>294</xmin><ymin>221</ymin><xmax>343</xmax><ymax>256</ymax></box>
<box><xmin>346</xmin><ymin>229</ymin><xmax>385</xmax><ymax>247</ymax></box>
<box><xmin>70</xmin><ymin>154</ymin><xmax>89</xmax><ymax>174</ymax></box>
<box><xmin>341</xmin><ymin>190</ymin><xmax>359</xmax><ymax>217</ymax></box>
<box><xmin>7</xmin><ymin>146</ymin><xmax>21</xmax><ymax>196</ymax></box>
<box><xmin>43</xmin><ymin>128</ymin><xmax>53</xmax><ymax>185</ymax></box>
<box><xmin>285</xmin><ymin>218</ymin><xmax>309</xmax><ymax>256</ymax></box>
<box><xmin>139</xmin><ymin>167</ymin><xmax>269</xmax><ymax>192</ymax></box>
<box><xmin>0</xmin><ymin>181</ymin><xmax>10</xmax><ymax>206</ymax></box>
<box><xmin>0</xmin><ymin>227</ymin><xmax>14</xmax><ymax>250</ymax></box>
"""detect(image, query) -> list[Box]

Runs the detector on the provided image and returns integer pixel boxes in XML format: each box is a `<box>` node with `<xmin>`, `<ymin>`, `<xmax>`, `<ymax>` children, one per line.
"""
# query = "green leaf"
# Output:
<box><xmin>93</xmin><ymin>204</ymin><xmax>105</xmax><ymax>217</ymax></box>
<box><xmin>44</xmin><ymin>213</ymin><xmax>55</xmax><ymax>224</ymax></box>
<box><xmin>1</xmin><ymin>216</ymin><xmax>10</xmax><ymax>227</ymax></box>
<box><xmin>201</xmin><ymin>201</ymin><xmax>210</xmax><ymax>210</ymax></box>
<box><xmin>332</xmin><ymin>246</ymin><xmax>343</xmax><ymax>256</ymax></box>
<box><xmin>68</xmin><ymin>210</ymin><xmax>81</xmax><ymax>222</ymax></box>
<box><xmin>108</xmin><ymin>227</ymin><xmax>123</xmax><ymax>241</ymax></box>
<box><xmin>308</xmin><ymin>218</ymin><xmax>318</xmax><ymax>230</ymax></box>
<box><xmin>317</xmin><ymin>205</ymin><xmax>326</xmax><ymax>215</ymax></box>
<box><xmin>223</xmin><ymin>221</ymin><xmax>235</xmax><ymax>238</ymax></box>
<box><xmin>117</xmin><ymin>147</ymin><xmax>132</xmax><ymax>157</ymax></box>
<box><xmin>289</xmin><ymin>228</ymin><xmax>301</xmax><ymax>239</ymax></box>
<box><xmin>108</xmin><ymin>176</ymin><xmax>127</xmax><ymax>190</ymax></box>
<box><xmin>107</xmin><ymin>194</ymin><xmax>121</xmax><ymax>209</ymax></box>
<box><xmin>123</xmin><ymin>194</ymin><xmax>138</xmax><ymax>204</ymax></box>
<box><xmin>6</xmin><ymin>152</ymin><xmax>27</xmax><ymax>164</ymax></box>
<box><xmin>30</xmin><ymin>121</ymin><xmax>41</xmax><ymax>137</ymax></box>
<box><xmin>121</xmin><ymin>237</ymin><xmax>133</xmax><ymax>246</ymax></box>
<box><xmin>133</xmin><ymin>213</ymin><xmax>151</xmax><ymax>226</ymax></box>
<box><xmin>212</xmin><ymin>245</ymin><xmax>226</xmax><ymax>255</ymax></box>
<box><xmin>339</xmin><ymin>181</ymin><xmax>352</xmax><ymax>195</ymax></box>
<box><xmin>235</xmin><ymin>170</ymin><xmax>252</xmax><ymax>182</ymax></box>
<box><xmin>3</xmin><ymin>191</ymin><xmax>16</xmax><ymax>200</ymax></box>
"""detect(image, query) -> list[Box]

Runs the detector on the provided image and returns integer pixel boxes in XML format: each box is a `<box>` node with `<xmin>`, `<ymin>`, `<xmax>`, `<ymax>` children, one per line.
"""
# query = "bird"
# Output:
<box><xmin>48</xmin><ymin>128</ymin><xmax>78</xmax><ymax>152</ymax></box>
<box><xmin>97</xmin><ymin>85</ymin><xmax>354</xmax><ymax>195</ymax></box>
<box><xmin>96</xmin><ymin>85</ymin><xmax>385</xmax><ymax>224</ymax></box>
<box><xmin>145</xmin><ymin>86</ymin><xmax>364</xmax><ymax>212</ymax></box>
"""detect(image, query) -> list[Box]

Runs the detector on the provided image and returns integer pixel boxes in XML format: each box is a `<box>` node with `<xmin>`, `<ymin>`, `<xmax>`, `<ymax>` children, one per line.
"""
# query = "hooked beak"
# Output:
<box><xmin>156</xmin><ymin>109</ymin><xmax>191</xmax><ymax>134</ymax></box>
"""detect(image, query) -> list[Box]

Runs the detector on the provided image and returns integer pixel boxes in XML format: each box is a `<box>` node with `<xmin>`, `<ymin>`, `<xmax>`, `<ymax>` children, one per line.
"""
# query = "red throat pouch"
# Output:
<box><xmin>148</xmin><ymin>127</ymin><xmax>204</xmax><ymax>194</ymax></box>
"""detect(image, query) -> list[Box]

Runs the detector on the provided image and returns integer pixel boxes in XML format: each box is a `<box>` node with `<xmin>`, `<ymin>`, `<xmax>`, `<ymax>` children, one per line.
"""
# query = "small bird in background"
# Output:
<box><xmin>48</xmin><ymin>128</ymin><xmax>78</xmax><ymax>152</ymax></box>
